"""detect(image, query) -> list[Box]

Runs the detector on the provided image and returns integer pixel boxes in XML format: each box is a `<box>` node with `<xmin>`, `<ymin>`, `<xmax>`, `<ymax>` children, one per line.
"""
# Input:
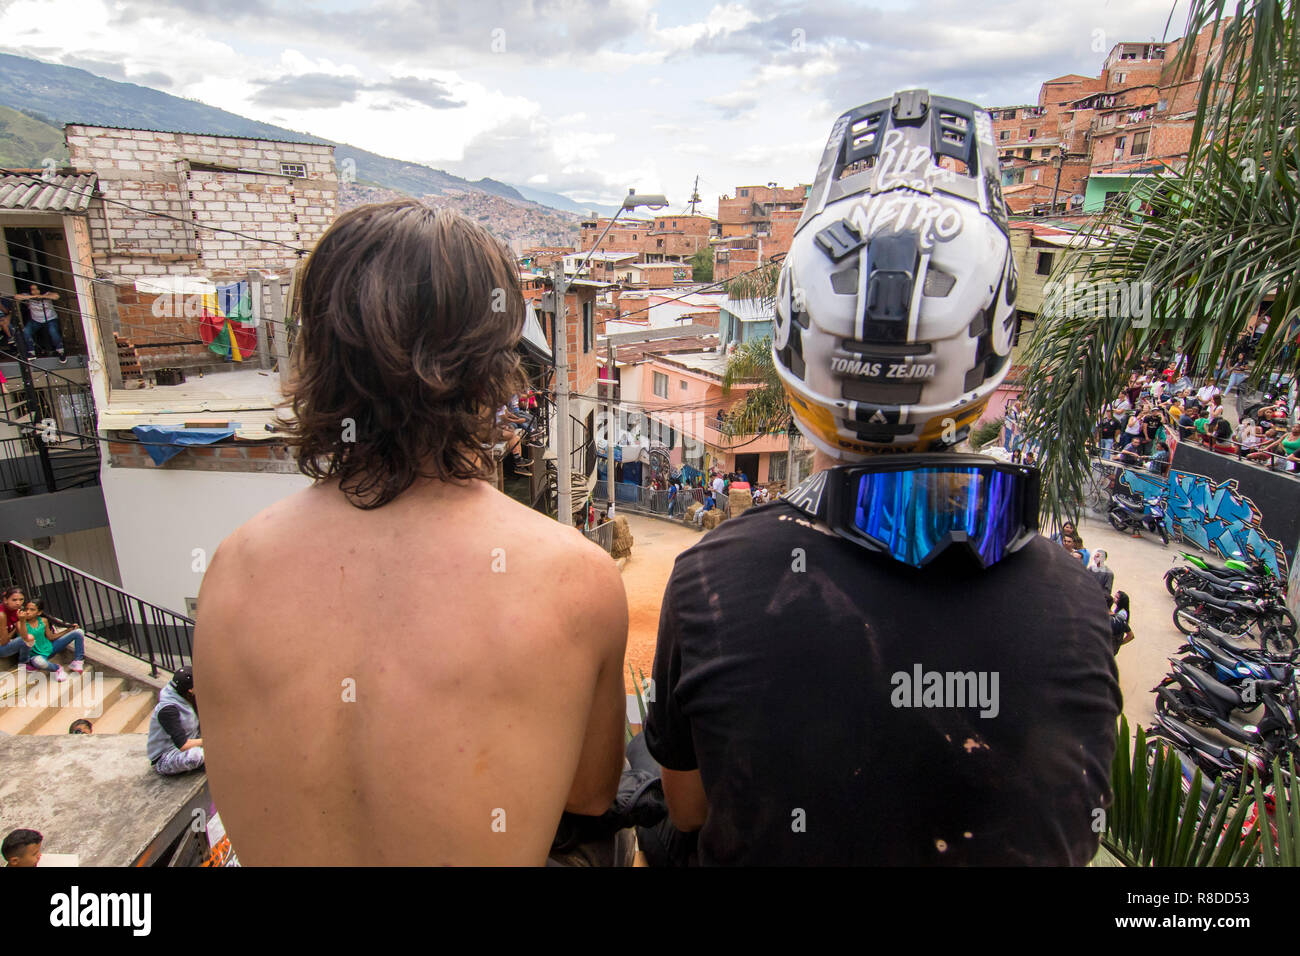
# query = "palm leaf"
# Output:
<box><xmin>1019</xmin><ymin>0</ymin><xmax>1299</xmax><ymax>530</ymax></box>
<box><xmin>1103</xmin><ymin>716</ymin><xmax>1260</xmax><ymax>866</ymax></box>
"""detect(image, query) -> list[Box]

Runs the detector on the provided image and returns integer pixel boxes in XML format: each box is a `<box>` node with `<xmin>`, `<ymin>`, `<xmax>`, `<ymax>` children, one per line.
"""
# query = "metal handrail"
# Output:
<box><xmin>2</xmin><ymin>540</ymin><xmax>192</xmax><ymax>676</ymax></box>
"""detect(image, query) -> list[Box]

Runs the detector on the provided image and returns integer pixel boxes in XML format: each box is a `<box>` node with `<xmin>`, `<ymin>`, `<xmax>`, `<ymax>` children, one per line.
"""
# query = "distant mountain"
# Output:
<box><xmin>0</xmin><ymin>52</ymin><xmax>526</xmax><ymax>203</ymax></box>
<box><xmin>0</xmin><ymin>105</ymin><xmax>67</xmax><ymax>168</ymax></box>
<box><xmin>507</xmin><ymin>183</ymin><xmax>619</xmax><ymax>218</ymax></box>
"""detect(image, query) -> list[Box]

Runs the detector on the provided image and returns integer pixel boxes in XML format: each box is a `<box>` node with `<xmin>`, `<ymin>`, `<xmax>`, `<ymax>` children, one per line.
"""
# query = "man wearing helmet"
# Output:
<box><xmin>643</xmin><ymin>91</ymin><xmax>1121</xmax><ymax>865</ymax></box>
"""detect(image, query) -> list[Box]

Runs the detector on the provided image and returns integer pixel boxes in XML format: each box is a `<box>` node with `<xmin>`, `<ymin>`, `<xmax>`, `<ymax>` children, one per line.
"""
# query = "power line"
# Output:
<box><xmin>0</xmin><ymin>167</ymin><xmax>312</xmax><ymax>256</ymax></box>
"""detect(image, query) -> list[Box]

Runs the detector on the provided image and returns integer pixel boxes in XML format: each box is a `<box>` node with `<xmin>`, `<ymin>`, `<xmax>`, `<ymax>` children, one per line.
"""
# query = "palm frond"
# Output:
<box><xmin>1020</xmin><ymin>0</ymin><xmax>1298</xmax><ymax>529</ymax></box>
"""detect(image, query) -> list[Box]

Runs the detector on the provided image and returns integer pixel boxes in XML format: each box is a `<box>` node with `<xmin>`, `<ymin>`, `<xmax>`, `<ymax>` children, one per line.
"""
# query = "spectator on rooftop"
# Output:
<box><xmin>20</xmin><ymin>598</ymin><xmax>84</xmax><ymax>682</ymax></box>
<box><xmin>68</xmin><ymin>718</ymin><xmax>93</xmax><ymax>734</ymax></box>
<box><xmin>1146</xmin><ymin>441</ymin><xmax>1170</xmax><ymax>475</ymax></box>
<box><xmin>0</xmin><ymin>586</ymin><xmax>33</xmax><ymax>669</ymax></box>
<box><xmin>1096</xmin><ymin>409</ymin><xmax>1121</xmax><ymax>460</ymax></box>
<box><xmin>13</xmin><ymin>283</ymin><xmax>66</xmax><ymax>364</ymax></box>
<box><xmin>147</xmin><ymin>666</ymin><xmax>204</xmax><ymax>776</ymax></box>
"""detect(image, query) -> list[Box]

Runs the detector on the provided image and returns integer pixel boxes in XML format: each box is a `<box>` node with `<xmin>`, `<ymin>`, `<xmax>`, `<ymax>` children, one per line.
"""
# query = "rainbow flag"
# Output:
<box><xmin>199</xmin><ymin>281</ymin><xmax>257</xmax><ymax>361</ymax></box>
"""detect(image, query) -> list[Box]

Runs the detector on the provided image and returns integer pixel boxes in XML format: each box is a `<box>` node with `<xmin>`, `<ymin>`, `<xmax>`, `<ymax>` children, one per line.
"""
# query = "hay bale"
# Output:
<box><xmin>610</xmin><ymin>516</ymin><xmax>634</xmax><ymax>558</ymax></box>
<box><xmin>729</xmin><ymin>493</ymin><xmax>753</xmax><ymax>519</ymax></box>
<box><xmin>701</xmin><ymin>510</ymin><xmax>724</xmax><ymax>531</ymax></box>
<box><xmin>686</xmin><ymin>501</ymin><xmax>703</xmax><ymax>520</ymax></box>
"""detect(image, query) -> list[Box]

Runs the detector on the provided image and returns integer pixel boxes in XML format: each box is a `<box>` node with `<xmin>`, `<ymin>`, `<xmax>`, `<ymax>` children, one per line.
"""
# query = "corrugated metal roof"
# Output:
<box><xmin>0</xmin><ymin>173</ymin><xmax>97</xmax><ymax>212</ymax></box>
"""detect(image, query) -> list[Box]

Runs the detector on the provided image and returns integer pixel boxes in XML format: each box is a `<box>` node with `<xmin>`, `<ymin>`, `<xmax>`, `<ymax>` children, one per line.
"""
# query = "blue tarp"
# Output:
<box><xmin>132</xmin><ymin>425</ymin><xmax>236</xmax><ymax>465</ymax></box>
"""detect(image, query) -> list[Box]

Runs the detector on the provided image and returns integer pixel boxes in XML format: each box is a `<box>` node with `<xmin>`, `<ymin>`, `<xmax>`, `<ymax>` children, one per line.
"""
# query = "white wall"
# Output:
<box><xmin>20</xmin><ymin>525</ymin><xmax>123</xmax><ymax>586</ymax></box>
<box><xmin>100</xmin><ymin>467</ymin><xmax>312</xmax><ymax>613</ymax></box>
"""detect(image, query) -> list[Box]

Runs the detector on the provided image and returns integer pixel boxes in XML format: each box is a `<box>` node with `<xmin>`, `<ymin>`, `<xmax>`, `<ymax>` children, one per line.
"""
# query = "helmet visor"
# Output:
<box><xmin>851</xmin><ymin>465</ymin><xmax>1032</xmax><ymax>568</ymax></box>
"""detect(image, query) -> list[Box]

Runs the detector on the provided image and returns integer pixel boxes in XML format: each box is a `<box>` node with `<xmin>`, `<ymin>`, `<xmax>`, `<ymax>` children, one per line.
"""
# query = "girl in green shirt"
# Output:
<box><xmin>21</xmin><ymin>599</ymin><xmax>85</xmax><ymax>681</ymax></box>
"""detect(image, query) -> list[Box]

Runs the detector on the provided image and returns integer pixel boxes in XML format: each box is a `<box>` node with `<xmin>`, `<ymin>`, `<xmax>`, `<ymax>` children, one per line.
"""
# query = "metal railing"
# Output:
<box><xmin>0</xmin><ymin>348</ymin><xmax>100</xmax><ymax>495</ymax></box>
<box><xmin>592</xmin><ymin>481</ymin><xmax>731</xmax><ymax>528</ymax></box>
<box><xmin>1</xmin><ymin>540</ymin><xmax>193</xmax><ymax>676</ymax></box>
<box><xmin>582</xmin><ymin>521</ymin><xmax>615</xmax><ymax>553</ymax></box>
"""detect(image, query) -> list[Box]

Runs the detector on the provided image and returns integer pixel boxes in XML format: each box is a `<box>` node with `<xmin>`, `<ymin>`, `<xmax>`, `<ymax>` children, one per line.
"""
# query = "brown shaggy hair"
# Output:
<box><xmin>280</xmin><ymin>200</ymin><xmax>526</xmax><ymax>509</ymax></box>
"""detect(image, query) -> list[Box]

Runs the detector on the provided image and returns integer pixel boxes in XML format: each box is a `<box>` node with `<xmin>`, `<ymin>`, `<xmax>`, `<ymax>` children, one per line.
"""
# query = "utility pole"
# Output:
<box><xmin>687</xmin><ymin>175</ymin><xmax>701</xmax><ymax>216</ymax></box>
<box><xmin>552</xmin><ymin>265</ymin><xmax>573</xmax><ymax>526</ymax></box>
<box><xmin>606</xmin><ymin>340</ymin><xmax>616</xmax><ymax>511</ymax></box>
<box><xmin>1049</xmin><ymin>145</ymin><xmax>1065</xmax><ymax>216</ymax></box>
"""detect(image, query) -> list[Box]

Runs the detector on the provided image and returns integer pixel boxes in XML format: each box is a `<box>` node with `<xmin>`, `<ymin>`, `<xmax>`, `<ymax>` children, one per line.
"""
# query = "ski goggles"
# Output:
<box><xmin>784</xmin><ymin>454</ymin><xmax>1040</xmax><ymax>569</ymax></box>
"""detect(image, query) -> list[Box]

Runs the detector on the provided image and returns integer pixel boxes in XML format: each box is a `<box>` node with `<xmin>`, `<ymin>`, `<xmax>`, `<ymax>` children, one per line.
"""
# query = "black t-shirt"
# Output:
<box><xmin>644</xmin><ymin>500</ymin><xmax>1122</xmax><ymax>866</ymax></box>
<box><xmin>1098</xmin><ymin>419</ymin><xmax>1121</xmax><ymax>441</ymax></box>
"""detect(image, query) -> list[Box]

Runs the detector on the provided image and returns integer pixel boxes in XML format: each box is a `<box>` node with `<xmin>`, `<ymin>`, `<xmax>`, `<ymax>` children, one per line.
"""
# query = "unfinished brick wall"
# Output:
<box><xmin>107</xmin><ymin>278</ymin><xmax>285</xmax><ymax>373</ymax></box>
<box><xmin>64</xmin><ymin>126</ymin><xmax>336</xmax><ymax>279</ymax></box>
<box><xmin>107</xmin><ymin>437</ymin><xmax>299</xmax><ymax>474</ymax></box>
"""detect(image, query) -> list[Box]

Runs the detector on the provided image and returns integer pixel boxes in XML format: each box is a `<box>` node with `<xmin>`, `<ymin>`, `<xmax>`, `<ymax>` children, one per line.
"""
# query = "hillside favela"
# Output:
<box><xmin>0</xmin><ymin>0</ymin><xmax>1298</xmax><ymax>917</ymax></box>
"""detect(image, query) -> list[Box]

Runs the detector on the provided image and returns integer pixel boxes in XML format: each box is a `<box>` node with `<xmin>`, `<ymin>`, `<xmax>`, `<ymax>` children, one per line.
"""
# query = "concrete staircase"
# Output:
<box><xmin>0</xmin><ymin>659</ymin><xmax>158</xmax><ymax>737</ymax></box>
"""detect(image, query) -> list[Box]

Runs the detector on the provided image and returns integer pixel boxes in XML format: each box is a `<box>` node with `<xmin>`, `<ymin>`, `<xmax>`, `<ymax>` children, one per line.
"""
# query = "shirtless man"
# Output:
<box><xmin>195</xmin><ymin>201</ymin><xmax>629</xmax><ymax>865</ymax></box>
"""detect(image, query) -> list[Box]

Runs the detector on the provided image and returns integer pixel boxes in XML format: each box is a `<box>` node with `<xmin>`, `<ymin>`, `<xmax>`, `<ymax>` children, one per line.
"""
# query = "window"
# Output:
<box><xmin>999</xmin><ymin>130</ymin><xmax>1010</xmax><ymax>141</ymax></box>
<box><xmin>1002</xmin><ymin>110</ymin><xmax>1017</xmax><ymax>120</ymax></box>
<box><xmin>1031</xmin><ymin>170</ymin><xmax>1039</xmax><ymax>181</ymax></box>
<box><xmin>1028</xmin><ymin>128</ymin><xmax>1038</xmax><ymax>139</ymax></box>
<box><xmin>1115</xmin><ymin>135</ymin><xmax>1126</xmax><ymax>150</ymax></box>
<box><xmin>1157</xmin><ymin>98</ymin><xmax>1168</xmax><ymax>111</ymax></box>
<box><xmin>653</xmin><ymin>372</ymin><xmax>668</xmax><ymax>397</ymax></box>
<box><xmin>280</xmin><ymin>162</ymin><xmax>307</xmax><ymax>178</ymax></box>
<box><xmin>1131</xmin><ymin>131</ymin><xmax>1149</xmax><ymax>156</ymax></box>
<box><xmin>582</xmin><ymin>301</ymin><xmax>593</xmax><ymax>354</ymax></box>
<box><xmin>1115</xmin><ymin>72</ymin><xmax>1127</xmax><ymax>84</ymax></box>
<box><xmin>680</xmin><ymin>380</ymin><xmax>688</xmax><ymax>391</ymax></box>
<box><xmin>740</xmin><ymin>188</ymin><xmax>749</xmax><ymax>197</ymax></box>
<box><xmin>1036</xmin><ymin>252</ymin><xmax>1054</xmax><ymax>275</ymax></box>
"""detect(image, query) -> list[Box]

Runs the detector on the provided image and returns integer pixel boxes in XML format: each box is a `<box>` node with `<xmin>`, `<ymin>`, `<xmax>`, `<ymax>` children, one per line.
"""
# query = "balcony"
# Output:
<box><xmin>702</xmin><ymin>419</ymin><xmax>794</xmax><ymax>454</ymax></box>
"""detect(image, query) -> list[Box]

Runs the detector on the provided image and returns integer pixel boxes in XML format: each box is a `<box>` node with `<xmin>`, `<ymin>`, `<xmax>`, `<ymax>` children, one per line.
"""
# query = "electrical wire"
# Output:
<box><xmin>0</xmin><ymin>167</ymin><xmax>311</xmax><ymax>255</ymax></box>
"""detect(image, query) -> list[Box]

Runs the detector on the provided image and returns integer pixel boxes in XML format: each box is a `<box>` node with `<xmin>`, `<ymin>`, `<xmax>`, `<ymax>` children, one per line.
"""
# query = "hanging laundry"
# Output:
<box><xmin>200</xmin><ymin>281</ymin><xmax>257</xmax><ymax>361</ymax></box>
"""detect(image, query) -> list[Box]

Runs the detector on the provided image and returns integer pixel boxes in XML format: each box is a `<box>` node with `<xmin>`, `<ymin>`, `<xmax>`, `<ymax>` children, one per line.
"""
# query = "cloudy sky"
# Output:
<box><xmin>0</xmin><ymin>0</ymin><xmax>1192</xmax><ymax>212</ymax></box>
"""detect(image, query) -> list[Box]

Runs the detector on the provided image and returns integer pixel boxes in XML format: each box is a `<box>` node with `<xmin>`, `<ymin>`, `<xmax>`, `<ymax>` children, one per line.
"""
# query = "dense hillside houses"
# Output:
<box><xmin>989</xmin><ymin>23</ymin><xmax>1222</xmax><ymax>215</ymax></box>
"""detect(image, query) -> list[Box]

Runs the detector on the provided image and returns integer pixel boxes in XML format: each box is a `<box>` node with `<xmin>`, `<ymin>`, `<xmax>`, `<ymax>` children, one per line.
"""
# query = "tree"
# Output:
<box><xmin>720</xmin><ymin>260</ymin><xmax>786</xmax><ymax>436</ymax></box>
<box><xmin>1019</xmin><ymin>0</ymin><xmax>1298</xmax><ymax>529</ymax></box>
<box><xmin>690</xmin><ymin>245</ymin><xmax>713</xmax><ymax>283</ymax></box>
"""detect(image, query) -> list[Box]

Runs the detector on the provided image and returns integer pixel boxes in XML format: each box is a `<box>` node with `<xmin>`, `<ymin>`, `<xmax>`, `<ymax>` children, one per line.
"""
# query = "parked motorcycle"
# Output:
<box><xmin>1146</xmin><ymin>710</ymin><xmax>1270</xmax><ymax>790</ymax></box>
<box><xmin>1177</xmin><ymin>630</ymin><xmax>1297</xmax><ymax>683</ymax></box>
<box><xmin>1108</xmin><ymin>490</ymin><xmax>1169</xmax><ymax>544</ymax></box>
<box><xmin>1153</xmin><ymin>657</ymin><xmax>1296</xmax><ymax>749</ymax></box>
<box><xmin>1165</xmin><ymin>550</ymin><xmax>1281</xmax><ymax>597</ymax></box>
<box><xmin>1173</xmin><ymin>587</ymin><xmax>1298</xmax><ymax>655</ymax></box>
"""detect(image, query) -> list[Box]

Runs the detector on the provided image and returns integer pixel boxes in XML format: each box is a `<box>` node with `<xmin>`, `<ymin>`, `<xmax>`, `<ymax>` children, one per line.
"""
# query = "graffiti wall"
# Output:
<box><xmin>1112</xmin><ymin>442</ymin><xmax>1299</xmax><ymax>582</ymax></box>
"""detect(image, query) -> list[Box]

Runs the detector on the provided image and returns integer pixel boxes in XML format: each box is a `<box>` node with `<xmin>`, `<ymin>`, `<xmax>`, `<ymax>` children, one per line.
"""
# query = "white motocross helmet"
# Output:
<box><xmin>775</xmin><ymin>89</ymin><xmax>1018</xmax><ymax>460</ymax></box>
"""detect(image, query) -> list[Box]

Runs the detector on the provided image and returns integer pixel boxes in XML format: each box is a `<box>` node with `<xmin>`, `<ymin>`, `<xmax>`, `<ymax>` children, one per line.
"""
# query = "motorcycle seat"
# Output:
<box><xmin>1164</xmin><ymin>717</ymin><xmax>1237</xmax><ymax>758</ymax></box>
<box><xmin>1181</xmin><ymin>665</ymin><xmax>1248</xmax><ymax>707</ymax></box>
<box><xmin>1183</xmin><ymin>588</ymin><xmax>1255</xmax><ymax>613</ymax></box>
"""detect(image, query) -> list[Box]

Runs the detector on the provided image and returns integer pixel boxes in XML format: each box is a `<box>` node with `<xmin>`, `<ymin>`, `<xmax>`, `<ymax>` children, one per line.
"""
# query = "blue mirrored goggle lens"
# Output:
<box><xmin>852</xmin><ymin>467</ymin><xmax>1027</xmax><ymax>568</ymax></box>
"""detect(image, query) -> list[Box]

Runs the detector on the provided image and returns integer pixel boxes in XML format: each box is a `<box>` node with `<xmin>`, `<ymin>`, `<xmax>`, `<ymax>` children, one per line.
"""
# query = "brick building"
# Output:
<box><xmin>989</xmin><ymin>22</ymin><xmax>1223</xmax><ymax>216</ymax></box>
<box><xmin>63</xmin><ymin>126</ymin><xmax>336</xmax><ymax>375</ymax></box>
<box><xmin>713</xmin><ymin>184</ymin><xmax>807</xmax><ymax>282</ymax></box>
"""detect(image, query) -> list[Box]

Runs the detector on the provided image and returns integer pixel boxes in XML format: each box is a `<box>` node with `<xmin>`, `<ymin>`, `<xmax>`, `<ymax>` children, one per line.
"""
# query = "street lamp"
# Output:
<box><xmin>553</xmin><ymin>188</ymin><xmax>669</xmax><ymax>526</ymax></box>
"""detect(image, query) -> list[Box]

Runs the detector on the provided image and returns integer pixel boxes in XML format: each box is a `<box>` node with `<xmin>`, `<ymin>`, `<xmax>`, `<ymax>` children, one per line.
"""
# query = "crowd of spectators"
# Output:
<box><xmin>1094</xmin><ymin>346</ymin><xmax>1297</xmax><ymax>473</ymax></box>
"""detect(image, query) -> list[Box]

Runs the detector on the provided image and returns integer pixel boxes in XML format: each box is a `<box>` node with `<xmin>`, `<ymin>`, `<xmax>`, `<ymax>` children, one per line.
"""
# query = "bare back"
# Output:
<box><xmin>194</xmin><ymin>477</ymin><xmax>628</xmax><ymax>865</ymax></box>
